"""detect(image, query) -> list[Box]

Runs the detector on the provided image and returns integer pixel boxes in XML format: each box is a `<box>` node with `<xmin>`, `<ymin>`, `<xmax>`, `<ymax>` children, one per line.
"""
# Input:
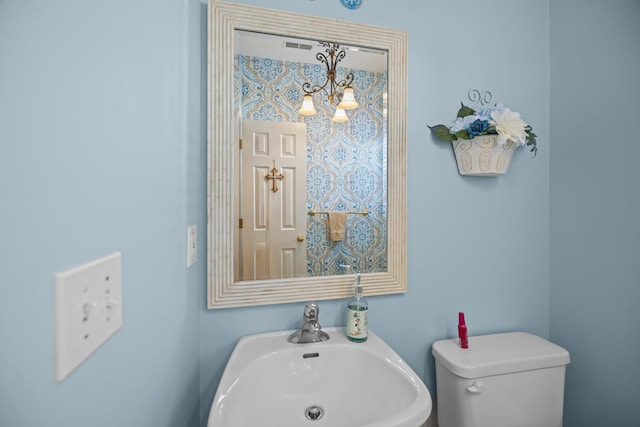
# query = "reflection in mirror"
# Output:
<box><xmin>234</xmin><ymin>31</ymin><xmax>389</xmax><ymax>281</ymax></box>
<box><xmin>208</xmin><ymin>0</ymin><xmax>407</xmax><ymax>308</ymax></box>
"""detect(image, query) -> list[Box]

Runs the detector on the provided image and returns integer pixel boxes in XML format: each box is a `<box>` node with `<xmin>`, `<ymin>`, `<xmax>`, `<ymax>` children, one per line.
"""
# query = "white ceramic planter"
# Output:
<box><xmin>452</xmin><ymin>135</ymin><xmax>516</xmax><ymax>176</ymax></box>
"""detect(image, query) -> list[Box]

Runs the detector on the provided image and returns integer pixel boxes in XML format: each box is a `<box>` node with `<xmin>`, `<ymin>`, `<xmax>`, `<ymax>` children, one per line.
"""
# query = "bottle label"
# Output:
<box><xmin>347</xmin><ymin>307</ymin><xmax>368</xmax><ymax>339</ymax></box>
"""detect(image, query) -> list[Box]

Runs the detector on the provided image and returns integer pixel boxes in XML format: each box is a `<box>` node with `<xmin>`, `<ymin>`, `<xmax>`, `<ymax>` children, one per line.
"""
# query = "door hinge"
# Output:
<box><xmin>239</xmin><ymin>138</ymin><xmax>242</xmax><ymax>150</ymax></box>
<box><xmin>239</xmin><ymin>218</ymin><xmax>243</xmax><ymax>229</ymax></box>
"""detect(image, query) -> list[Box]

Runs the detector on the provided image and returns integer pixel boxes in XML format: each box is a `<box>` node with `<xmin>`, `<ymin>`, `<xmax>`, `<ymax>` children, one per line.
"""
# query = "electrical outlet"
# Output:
<box><xmin>187</xmin><ymin>225</ymin><xmax>197</xmax><ymax>267</ymax></box>
<box><xmin>54</xmin><ymin>252</ymin><xmax>123</xmax><ymax>381</ymax></box>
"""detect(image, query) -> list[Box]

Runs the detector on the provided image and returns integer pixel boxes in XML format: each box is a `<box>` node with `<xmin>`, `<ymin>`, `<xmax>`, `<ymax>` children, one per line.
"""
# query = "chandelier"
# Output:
<box><xmin>298</xmin><ymin>42</ymin><xmax>359</xmax><ymax>122</ymax></box>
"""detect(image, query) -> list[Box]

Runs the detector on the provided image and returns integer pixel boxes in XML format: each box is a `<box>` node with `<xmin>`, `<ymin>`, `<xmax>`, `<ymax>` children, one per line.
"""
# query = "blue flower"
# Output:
<box><xmin>449</xmin><ymin>115</ymin><xmax>478</xmax><ymax>134</ymax></box>
<box><xmin>468</xmin><ymin>119</ymin><xmax>489</xmax><ymax>137</ymax></box>
<box><xmin>475</xmin><ymin>103</ymin><xmax>505</xmax><ymax>121</ymax></box>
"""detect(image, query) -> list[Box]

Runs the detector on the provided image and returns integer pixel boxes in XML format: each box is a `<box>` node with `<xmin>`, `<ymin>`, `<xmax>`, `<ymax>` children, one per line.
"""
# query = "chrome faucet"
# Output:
<box><xmin>287</xmin><ymin>302</ymin><xmax>330</xmax><ymax>343</ymax></box>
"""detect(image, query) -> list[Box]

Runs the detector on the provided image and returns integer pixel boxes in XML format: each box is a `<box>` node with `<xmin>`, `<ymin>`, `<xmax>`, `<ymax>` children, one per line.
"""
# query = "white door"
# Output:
<box><xmin>239</xmin><ymin>120</ymin><xmax>307</xmax><ymax>281</ymax></box>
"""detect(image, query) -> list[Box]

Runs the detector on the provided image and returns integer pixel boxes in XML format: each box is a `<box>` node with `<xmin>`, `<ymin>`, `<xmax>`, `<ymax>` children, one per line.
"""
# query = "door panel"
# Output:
<box><xmin>240</xmin><ymin>120</ymin><xmax>307</xmax><ymax>281</ymax></box>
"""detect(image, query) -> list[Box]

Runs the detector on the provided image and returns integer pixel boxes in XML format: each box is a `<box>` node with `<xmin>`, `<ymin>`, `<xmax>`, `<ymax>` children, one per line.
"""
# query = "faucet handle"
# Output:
<box><xmin>303</xmin><ymin>302</ymin><xmax>319</xmax><ymax>320</ymax></box>
<box><xmin>287</xmin><ymin>302</ymin><xmax>330</xmax><ymax>343</ymax></box>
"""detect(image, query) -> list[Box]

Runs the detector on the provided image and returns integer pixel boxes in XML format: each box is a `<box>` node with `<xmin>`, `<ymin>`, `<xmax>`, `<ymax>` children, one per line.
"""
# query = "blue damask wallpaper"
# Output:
<box><xmin>235</xmin><ymin>54</ymin><xmax>387</xmax><ymax>276</ymax></box>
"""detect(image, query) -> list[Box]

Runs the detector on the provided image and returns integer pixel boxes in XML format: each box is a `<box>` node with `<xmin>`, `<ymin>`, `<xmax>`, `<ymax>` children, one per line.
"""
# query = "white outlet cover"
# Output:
<box><xmin>54</xmin><ymin>252</ymin><xmax>123</xmax><ymax>381</ymax></box>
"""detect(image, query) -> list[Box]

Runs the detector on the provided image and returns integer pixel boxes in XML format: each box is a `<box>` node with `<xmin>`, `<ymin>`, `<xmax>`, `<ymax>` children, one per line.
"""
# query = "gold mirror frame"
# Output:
<box><xmin>207</xmin><ymin>0</ymin><xmax>407</xmax><ymax>309</ymax></box>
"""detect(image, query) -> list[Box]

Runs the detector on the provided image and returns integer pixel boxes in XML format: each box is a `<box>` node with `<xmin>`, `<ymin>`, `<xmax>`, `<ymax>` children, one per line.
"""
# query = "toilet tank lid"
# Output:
<box><xmin>432</xmin><ymin>332</ymin><xmax>570</xmax><ymax>379</ymax></box>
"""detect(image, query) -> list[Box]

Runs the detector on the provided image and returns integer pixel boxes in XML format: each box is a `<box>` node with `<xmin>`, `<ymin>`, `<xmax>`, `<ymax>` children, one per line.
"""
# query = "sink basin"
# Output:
<box><xmin>208</xmin><ymin>327</ymin><xmax>432</xmax><ymax>427</ymax></box>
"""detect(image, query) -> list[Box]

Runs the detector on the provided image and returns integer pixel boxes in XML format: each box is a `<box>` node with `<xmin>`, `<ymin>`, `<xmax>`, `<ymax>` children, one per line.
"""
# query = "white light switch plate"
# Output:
<box><xmin>187</xmin><ymin>225</ymin><xmax>197</xmax><ymax>267</ymax></box>
<box><xmin>54</xmin><ymin>252</ymin><xmax>123</xmax><ymax>381</ymax></box>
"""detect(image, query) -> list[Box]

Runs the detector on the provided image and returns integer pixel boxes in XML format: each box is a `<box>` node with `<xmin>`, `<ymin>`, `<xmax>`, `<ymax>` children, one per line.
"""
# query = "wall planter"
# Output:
<box><xmin>452</xmin><ymin>135</ymin><xmax>516</xmax><ymax>176</ymax></box>
<box><xmin>429</xmin><ymin>91</ymin><xmax>538</xmax><ymax>177</ymax></box>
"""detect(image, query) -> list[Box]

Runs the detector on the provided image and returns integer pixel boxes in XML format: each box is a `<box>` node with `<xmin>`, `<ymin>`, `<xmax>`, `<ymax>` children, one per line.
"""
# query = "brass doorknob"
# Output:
<box><xmin>297</xmin><ymin>234</ymin><xmax>305</xmax><ymax>242</ymax></box>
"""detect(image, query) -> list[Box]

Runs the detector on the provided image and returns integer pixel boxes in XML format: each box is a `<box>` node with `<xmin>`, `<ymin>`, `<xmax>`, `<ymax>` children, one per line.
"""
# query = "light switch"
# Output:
<box><xmin>187</xmin><ymin>225</ymin><xmax>197</xmax><ymax>267</ymax></box>
<box><xmin>54</xmin><ymin>252</ymin><xmax>123</xmax><ymax>381</ymax></box>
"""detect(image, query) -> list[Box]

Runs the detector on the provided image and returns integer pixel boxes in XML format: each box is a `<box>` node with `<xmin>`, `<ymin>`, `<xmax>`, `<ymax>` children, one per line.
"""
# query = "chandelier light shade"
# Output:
<box><xmin>299</xmin><ymin>41</ymin><xmax>358</xmax><ymax>121</ymax></box>
<box><xmin>299</xmin><ymin>94</ymin><xmax>317</xmax><ymax>116</ymax></box>
<box><xmin>332</xmin><ymin>107</ymin><xmax>348</xmax><ymax>122</ymax></box>
<box><xmin>337</xmin><ymin>86</ymin><xmax>358</xmax><ymax>110</ymax></box>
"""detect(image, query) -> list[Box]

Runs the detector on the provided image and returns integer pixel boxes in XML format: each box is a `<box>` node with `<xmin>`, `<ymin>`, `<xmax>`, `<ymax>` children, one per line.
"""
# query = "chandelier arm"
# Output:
<box><xmin>302</xmin><ymin>79</ymin><xmax>331</xmax><ymax>96</ymax></box>
<box><xmin>335</xmin><ymin>72</ymin><xmax>354</xmax><ymax>89</ymax></box>
<box><xmin>334</xmin><ymin>48</ymin><xmax>347</xmax><ymax>64</ymax></box>
<box><xmin>316</xmin><ymin>52</ymin><xmax>330</xmax><ymax>68</ymax></box>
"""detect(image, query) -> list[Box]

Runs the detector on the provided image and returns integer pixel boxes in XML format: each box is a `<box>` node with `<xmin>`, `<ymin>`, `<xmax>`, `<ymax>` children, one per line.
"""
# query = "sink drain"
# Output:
<box><xmin>305</xmin><ymin>405</ymin><xmax>324</xmax><ymax>421</ymax></box>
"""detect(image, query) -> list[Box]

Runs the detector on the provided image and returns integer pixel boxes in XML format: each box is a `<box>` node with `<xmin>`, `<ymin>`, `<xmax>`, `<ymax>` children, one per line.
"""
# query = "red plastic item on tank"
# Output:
<box><xmin>458</xmin><ymin>312</ymin><xmax>468</xmax><ymax>349</ymax></box>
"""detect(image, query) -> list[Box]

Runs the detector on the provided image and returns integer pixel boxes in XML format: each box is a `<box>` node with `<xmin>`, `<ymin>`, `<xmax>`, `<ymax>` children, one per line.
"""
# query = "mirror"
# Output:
<box><xmin>234</xmin><ymin>31</ymin><xmax>388</xmax><ymax>281</ymax></box>
<box><xmin>208</xmin><ymin>0</ymin><xmax>407</xmax><ymax>309</ymax></box>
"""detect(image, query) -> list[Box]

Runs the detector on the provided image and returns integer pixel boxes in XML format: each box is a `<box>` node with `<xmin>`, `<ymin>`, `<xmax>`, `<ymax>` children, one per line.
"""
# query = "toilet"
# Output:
<box><xmin>432</xmin><ymin>332</ymin><xmax>570</xmax><ymax>427</ymax></box>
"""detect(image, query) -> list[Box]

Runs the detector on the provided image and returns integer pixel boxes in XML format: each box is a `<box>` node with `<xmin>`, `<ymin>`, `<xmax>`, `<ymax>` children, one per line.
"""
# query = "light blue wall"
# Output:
<box><xmin>0</xmin><ymin>0</ymin><xmax>204</xmax><ymax>426</ymax></box>
<box><xmin>550</xmin><ymin>1</ymin><xmax>640</xmax><ymax>426</ymax></box>
<box><xmin>1</xmin><ymin>1</ymin><xmax>553</xmax><ymax>426</ymax></box>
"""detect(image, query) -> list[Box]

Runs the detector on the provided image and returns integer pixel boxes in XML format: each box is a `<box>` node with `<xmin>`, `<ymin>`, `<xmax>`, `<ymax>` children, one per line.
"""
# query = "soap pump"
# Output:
<box><xmin>346</xmin><ymin>269</ymin><xmax>368</xmax><ymax>342</ymax></box>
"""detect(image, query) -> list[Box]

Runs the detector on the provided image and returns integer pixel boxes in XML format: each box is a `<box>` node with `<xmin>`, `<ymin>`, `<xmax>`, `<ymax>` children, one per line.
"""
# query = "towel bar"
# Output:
<box><xmin>308</xmin><ymin>209</ymin><xmax>368</xmax><ymax>216</ymax></box>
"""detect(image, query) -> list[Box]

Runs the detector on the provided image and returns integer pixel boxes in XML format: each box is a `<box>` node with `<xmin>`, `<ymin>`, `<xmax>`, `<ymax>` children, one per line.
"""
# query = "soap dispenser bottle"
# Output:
<box><xmin>346</xmin><ymin>272</ymin><xmax>368</xmax><ymax>342</ymax></box>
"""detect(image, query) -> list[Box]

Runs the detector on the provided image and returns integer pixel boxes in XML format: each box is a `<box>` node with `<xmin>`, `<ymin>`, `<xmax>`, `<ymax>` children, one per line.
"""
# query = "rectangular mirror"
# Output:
<box><xmin>208</xmin><ymin>0</ymin><xmax>407</xmax><ymax>308</ymax></box>
<box><xmin>234</xmin><ymin>30</ymin><xmax>388</xmax><ymax>281</ymax></box>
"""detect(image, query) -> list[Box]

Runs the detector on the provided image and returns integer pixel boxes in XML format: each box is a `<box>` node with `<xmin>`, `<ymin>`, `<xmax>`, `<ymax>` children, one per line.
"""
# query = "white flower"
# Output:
<box><xmin>490</xmin><ymin>108</ymin><xmax>528</xmax><ymax>146</ymax></box>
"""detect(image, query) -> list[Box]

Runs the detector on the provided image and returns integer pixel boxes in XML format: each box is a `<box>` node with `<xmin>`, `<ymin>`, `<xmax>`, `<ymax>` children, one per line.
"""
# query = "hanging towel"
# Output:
<box><xmin>327</xmin><ymin>212</ymin><xmax>349</xmax><ymax>241</ymax></box>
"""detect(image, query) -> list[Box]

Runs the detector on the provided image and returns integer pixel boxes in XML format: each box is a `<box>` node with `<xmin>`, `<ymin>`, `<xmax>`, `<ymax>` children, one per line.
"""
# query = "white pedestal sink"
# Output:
<box><xmin>208</xmin><ymin>327</ymin><xmax>432</xmax><ymax>426</ymax></box>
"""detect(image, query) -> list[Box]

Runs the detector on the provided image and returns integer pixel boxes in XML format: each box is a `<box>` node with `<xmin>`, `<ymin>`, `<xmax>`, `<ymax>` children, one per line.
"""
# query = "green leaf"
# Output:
<box><xmin>526</xmin><ymin>134</ymin><xmax>538</xmax><ymax>158</ymax></box>
<box><xmin>455</xmin><ymin>130</ymin><xmax>471</xmax><ymax>140</ymax></box>
<box><xmin>457</xmin><ymin>103</ymin><xmax>475</xmax><ymax>118</ymax></box>
<box><xmin>428</xmin><ymin>124</ymin><xmax>456</xmax><ymax>141</ymax></box>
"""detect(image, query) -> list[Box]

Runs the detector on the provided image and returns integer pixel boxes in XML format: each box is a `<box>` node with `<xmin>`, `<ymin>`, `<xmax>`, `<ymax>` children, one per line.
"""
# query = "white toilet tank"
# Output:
<box><xmin>432</xmin><ymin>332</ymin><xmax>570</xmax><ymax>427</ymax></box>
